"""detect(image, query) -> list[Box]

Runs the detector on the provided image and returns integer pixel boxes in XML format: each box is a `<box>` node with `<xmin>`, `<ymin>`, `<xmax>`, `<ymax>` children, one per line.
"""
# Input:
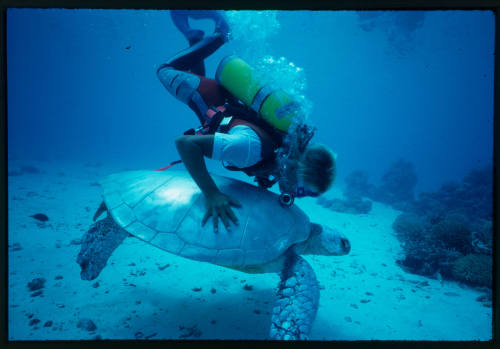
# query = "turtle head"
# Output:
<box><xmin>299</xmin><ymin>222</ymin><xmax>350</xmax><ymax>256</ymax></box>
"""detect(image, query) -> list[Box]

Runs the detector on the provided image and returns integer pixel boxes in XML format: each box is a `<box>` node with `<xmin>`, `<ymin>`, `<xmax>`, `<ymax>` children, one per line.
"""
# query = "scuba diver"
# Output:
<box><xmin>157</xmin><ymin>10</ymin><xmax>337</xmax><ymax>233</ymax></box>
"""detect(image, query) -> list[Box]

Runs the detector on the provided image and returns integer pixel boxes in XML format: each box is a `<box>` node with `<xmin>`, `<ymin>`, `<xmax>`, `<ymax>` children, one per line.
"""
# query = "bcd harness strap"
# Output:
<box><xmin>182</xmin><ymin>105</ymin><xmax>229</xmax><ymax>136</ymax></box>
<box><xmin>206</xmin><ymin>105</ymin><xmax>233</xmax><ymax>134</ymax></box>
<box><xmin>183</xmin><ymin>102</ymin><xmax>285</xmax><ymax>145</ymax></box>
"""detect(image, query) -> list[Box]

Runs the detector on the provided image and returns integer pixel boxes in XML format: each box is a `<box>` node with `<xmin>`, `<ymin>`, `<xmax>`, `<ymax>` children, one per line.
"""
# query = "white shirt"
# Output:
<box><xmin>211</xmin><ymin>125</ymin><xmax>262</xmax><ymax>168</ymax></box>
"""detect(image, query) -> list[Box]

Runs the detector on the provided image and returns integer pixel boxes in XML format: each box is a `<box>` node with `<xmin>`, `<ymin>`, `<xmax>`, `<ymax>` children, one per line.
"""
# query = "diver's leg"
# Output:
<box><xmin>157</xmin><ymin>33</ymin><xmax>226</xmax><ymax>76</ymax></box>
<box><xmin>156</xmin><ymin>67</ymin><xmax>202</xmax><ymax>104</ymax></box>
<box><xmin>156</xmin><ymin>33</ymin><xmax>226</xmax><ymax>111</ymax></box>
<box><xmin>156</xmin><ymin>66</ymin><xmax>209</xmax><ymax>125</ymax></box>
<box><xmin>168</xmin><ymin>10</ymin><xmax>230</xmax><ymax>76</ymax></box>
<box><xmin>190</xmin><ymin>58</ymin><xmax>205</xmax><ymax>77</ymax></box>
<box><xmin>269</xmin><ymin>252</ymin><xmax>320</xmax><ymax>340</ymax></box>
<box><xmin>187</xmin><ymin>36</ymin><xmax>206</xmax><ymax>77</ymax></box>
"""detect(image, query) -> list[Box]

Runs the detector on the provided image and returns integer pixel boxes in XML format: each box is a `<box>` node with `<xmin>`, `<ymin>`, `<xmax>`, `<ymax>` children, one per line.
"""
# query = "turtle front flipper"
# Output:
<box><xmin>270</xmin><ymin>251</ymin><xmax>320</xmax><ymax>340</ymax></box>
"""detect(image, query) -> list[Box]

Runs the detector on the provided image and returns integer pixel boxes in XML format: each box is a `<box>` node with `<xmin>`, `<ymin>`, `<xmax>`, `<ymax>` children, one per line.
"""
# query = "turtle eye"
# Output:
<box><xmin>341</xmin><ymin>238</ymin><xmax>350</xmax><ymax>252</ymax></box>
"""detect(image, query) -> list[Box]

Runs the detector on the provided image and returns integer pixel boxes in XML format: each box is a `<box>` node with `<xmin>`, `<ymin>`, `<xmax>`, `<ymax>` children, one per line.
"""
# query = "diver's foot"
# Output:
<box><xmin>215</xmin><ymin>27</ymin><xmax>231</xmax><ymax>43</ymax></box>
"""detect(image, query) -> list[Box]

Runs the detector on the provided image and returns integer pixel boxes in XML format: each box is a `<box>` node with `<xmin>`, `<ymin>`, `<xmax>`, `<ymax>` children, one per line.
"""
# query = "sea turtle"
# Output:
<box><xmin>76</xmin><ymin>170</ymin><xmax>350</xmax><ymax>340</ymax></box>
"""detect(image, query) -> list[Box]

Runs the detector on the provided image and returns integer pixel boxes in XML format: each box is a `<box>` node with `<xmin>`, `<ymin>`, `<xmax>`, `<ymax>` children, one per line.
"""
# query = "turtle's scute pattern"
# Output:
<box><xmin>150</xmin><ymin>232</ymin><xmax>185</xmax><ymax>254</ymax></box>
<box><xmin>111</xmin><ymin>203</ymin><xmax>135</xmax><ymax>229</ymax></box>
<box><xmin>101</xmin><ymin>170</ymin><xmax>310</xmax><ymax>268</ymax></box>
<box><xmin>125</xmin><ymin>221</ymin><xmax>157</xmax><ymax>242</ymax></box>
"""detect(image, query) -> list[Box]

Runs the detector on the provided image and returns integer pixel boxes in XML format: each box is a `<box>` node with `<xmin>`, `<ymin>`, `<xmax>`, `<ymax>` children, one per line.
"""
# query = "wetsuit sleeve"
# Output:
<box><xmin>211</xmin><ymin>126</ymin><xmax>262</xmax><ymax>168</ymax></box>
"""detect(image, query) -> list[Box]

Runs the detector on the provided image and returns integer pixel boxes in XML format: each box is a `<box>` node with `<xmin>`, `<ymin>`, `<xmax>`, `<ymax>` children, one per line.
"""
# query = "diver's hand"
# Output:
<box><xmin>202</xmin><ymin>191</ymin><xmax>241</xmax><ymax>233</ymax></box>
<box><xmin>214</xmin><ymin>11</ymin><xmax>231</xmax><ymax>42</ymax></box>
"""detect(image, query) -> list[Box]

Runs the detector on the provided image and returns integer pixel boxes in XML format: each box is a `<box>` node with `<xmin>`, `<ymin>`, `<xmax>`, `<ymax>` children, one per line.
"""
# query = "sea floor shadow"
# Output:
<box><xmin>105</xmin><ymin>284</ymin><xmax>277</xmax><ymax>340</ymax></box>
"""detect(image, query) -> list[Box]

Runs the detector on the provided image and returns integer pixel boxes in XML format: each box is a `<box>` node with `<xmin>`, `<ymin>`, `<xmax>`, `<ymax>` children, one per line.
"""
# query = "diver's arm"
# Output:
<box><xmin>175</xmin><ymin>135</ymin><xmax>241</xmax><ymax>233</ymax></box>
<box><xmin>174</xmin><ymin>135</ymin><xmax>218</xmax><ymax>197</ymax></box>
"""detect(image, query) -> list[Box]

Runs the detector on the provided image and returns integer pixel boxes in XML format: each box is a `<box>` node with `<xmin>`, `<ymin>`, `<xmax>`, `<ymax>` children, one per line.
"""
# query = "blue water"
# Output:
<box><xmin>7</xmin><ymin>9</ymin><xmax>494</xmax><ymax>341</ymax></box>
<box><xmin>7</xmin><ymin>9</ymin><xmax>494</xmax><ymax>193</ymax></box>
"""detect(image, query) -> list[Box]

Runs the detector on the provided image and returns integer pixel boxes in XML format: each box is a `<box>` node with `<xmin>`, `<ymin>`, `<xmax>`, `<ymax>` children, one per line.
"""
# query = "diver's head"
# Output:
<box><xmin>296</xmin><ymin>143</ymin><xmax>337</xmax><ymax>196</ymax></box>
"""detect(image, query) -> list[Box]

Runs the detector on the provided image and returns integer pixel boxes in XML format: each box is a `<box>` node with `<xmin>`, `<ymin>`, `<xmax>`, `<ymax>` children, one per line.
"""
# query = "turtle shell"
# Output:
<box><xmin>100</xmin><ymin>170</ymin><xmax>310</xmax><ymax>268</ymax></box>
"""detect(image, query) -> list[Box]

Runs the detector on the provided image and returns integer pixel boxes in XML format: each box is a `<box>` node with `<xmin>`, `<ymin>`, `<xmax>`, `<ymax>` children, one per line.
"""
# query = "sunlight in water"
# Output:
<box><xmin>155</xmin><ymin>184</ymin><xmax>199</xmax><ymax>206</ymax></box>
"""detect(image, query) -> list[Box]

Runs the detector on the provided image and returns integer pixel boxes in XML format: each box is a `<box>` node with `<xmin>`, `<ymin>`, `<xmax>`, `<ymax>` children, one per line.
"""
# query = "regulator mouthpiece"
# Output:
<box><xmin>279</xmin><ymin>193</ymin><xmax>295</xmax><ymax>207</ymax></box>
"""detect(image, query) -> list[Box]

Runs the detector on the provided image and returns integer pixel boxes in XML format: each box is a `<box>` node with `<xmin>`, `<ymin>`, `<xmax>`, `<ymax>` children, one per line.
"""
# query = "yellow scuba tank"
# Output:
<box><xmin>215</xmin><ymin>55</ymin><xmax>300</xmax><ymax>132</ymax></box>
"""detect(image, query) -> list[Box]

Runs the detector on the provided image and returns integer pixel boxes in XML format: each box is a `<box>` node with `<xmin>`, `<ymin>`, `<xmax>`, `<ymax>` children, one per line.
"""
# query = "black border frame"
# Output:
<box><xmin>1</xmin><ymin>1</ymin><xmax>498</xmax><ymax>348</ymax></box>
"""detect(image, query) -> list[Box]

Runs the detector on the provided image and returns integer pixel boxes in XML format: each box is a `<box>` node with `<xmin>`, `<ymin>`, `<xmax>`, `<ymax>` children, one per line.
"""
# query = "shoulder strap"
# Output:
<box><xmin>222</xmin><ymin>102</ymin><xmax>285</xmax><ymax>146</ymax></box>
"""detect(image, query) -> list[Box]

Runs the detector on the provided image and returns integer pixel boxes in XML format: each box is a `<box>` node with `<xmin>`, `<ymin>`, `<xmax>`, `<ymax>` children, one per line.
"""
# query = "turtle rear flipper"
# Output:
<box><xmin>93</xmin><ymin>201</ymin><xmax>107</xmax><ymax>222</ymax></box>
<box><xmin>77</xmin><ymin>216</ymin><xmax>129</xmax><ymax>280</ymax></box>
<box><xmin>270</xmin><ymin>252</ymin><xmax>320</xmax><ymax>340</ymax></box>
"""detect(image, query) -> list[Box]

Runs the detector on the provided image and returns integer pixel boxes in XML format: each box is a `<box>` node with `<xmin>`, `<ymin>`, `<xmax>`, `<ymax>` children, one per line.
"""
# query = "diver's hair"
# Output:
<box><xmin>297</xmin><ymin>143</ymin><xmax>336</xmax><ymax>194</ymax></box>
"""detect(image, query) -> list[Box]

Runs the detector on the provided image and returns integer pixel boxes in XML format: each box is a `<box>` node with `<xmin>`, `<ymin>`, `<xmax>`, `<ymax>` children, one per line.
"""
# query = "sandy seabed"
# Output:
<box><xmin>7</xmin><ymin>159</ymin><xmax>492</xmax><ymax>341</ymax></box>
